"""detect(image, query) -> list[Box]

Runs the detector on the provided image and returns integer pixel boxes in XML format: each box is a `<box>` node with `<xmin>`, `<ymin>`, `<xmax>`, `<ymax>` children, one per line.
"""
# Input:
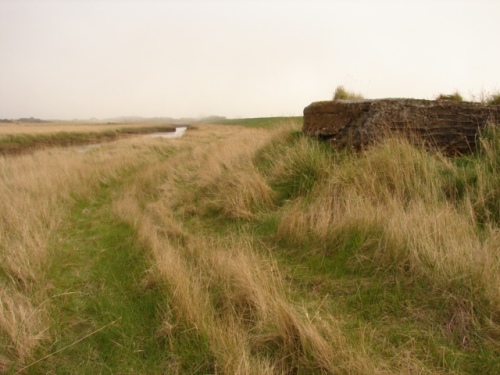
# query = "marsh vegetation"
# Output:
<box><xmin>1</xmin><ymin>118</ymin><xmax>499</xmax><ymax>374</ymax></box>
<box><xmin>0</xmin><ymin>122</ymin><xmax>176</xmax><ymax>156</ymax></box>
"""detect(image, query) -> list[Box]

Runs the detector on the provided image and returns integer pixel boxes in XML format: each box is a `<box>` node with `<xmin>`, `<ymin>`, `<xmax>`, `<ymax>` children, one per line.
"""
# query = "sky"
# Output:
<box><xmin>1</xmin><ymin>0</ymin><xmax>499</xmax><ymax>120</ymax></box>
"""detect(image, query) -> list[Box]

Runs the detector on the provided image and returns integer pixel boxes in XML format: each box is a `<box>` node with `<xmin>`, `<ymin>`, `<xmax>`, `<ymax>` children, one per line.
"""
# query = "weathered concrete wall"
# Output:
<box><xmin>303</xmin><ymin>99</ymin><xmax>500</xmax><ymax>155</ymax></box>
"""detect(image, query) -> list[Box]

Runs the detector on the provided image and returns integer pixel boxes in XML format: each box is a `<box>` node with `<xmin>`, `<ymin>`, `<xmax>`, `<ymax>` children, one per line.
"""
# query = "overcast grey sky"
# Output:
<box><xmin>1</xmin><ymin>0</ymin><xmax>499</xmax><ymax>120</ymax></box>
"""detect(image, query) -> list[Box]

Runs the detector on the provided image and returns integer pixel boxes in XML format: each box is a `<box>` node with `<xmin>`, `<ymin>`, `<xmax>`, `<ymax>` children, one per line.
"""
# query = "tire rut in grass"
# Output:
<box><xmin>35</xmin><ymin>186</ymin><xmax>167</xmax><ymax>373</ymax></box>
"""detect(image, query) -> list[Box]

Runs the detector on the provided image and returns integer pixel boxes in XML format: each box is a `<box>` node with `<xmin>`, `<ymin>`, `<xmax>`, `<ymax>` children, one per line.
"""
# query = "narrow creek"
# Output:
<box><xmin>146</xmin><ymin>126</ymin><xmax>187</xmax><ymax>138</ymax></box>
<box><xmin>75</xmin><ymin>126</ymin><xmax>188</xmax><ymax>153</ymax></box>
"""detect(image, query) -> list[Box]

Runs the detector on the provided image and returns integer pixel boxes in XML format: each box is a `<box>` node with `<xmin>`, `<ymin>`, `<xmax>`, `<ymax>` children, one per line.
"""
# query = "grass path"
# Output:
<box><xmin>28</xmin><ymin>170</ymin><xmax>168</xmax><ymax>373</ymax></box>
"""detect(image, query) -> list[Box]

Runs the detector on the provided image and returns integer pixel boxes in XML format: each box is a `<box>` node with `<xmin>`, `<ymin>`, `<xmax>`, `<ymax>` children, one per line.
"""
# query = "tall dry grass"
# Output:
<box><xmin>112</xmin><ymin>125</ymin><xmax>381</xmax><ymax>374</ymax></box>
<box><xmin>135</xmin><ymin>121</ymin><xmax>500</xmax><ymax>373</ymax></box>
<box><xmin>3</xmin><ymin>120</ymin><xmax>499</xmax><ymax>373</ymax></box>
<box><xmin>276</xmin><ymin>134</ymin><xmax>500</xmax><ymax>343</ymax></box>
<box><xmin>0</xmin><ymin>139</ymin><xmax>168</xmax><ymax>367</ymax></box>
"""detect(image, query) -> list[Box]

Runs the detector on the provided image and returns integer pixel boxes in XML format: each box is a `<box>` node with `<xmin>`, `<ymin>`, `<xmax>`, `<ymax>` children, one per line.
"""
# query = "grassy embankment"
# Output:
<box><xmin>1</xmin><ymin>117</ymin><xmax>499</xmax><ymax>374</ymax></box>
<box><xmin>0</xmin><ymin>123</ymin><xmax>176</xmax><ymax>155</ymax></box>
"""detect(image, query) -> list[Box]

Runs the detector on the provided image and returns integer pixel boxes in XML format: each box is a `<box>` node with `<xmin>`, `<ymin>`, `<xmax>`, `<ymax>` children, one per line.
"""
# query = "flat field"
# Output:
<box><xmin>1</xmin><ymin>118</ymin><xmax>499</xmax><ymax>374</ymax></box>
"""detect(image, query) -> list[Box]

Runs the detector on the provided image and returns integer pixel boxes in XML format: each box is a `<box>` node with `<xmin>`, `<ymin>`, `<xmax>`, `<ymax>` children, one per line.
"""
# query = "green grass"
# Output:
<box><xmin>487</xmin><ymin>93</ymin><xmax>500</xmax><ymax>105</ymax></box>
<box><xmin>213</xmin><ymin>116</ymin><xmax>303</xmax><ymax>128</ymax></box>
<box><xmin>28</xmin><ymin>182</ymin><xmax>168</xmax><ymax>373</ymax></box>
<box><xmin>256</xmin><ymin>211</ymin><xmax>477</xmax><ymax>371</ymax></box>
<box><xmin>253</xmin><ymin>131</ymin><xmax>333</xmax><ymax>203</ymax></box>
<box><xmin>436</xmin><ymin>91</ymin><xmax>464</xmax><ymax>102</ymax></box>
<box><xmin>333</xmin><ymin>85</ymin><xmax>364</xmax><ymax>100</ymax></box>
<box><xmin>272</xmin><ymin>244</ymin><xmax>480</xmax><ymax>372</ymax></box>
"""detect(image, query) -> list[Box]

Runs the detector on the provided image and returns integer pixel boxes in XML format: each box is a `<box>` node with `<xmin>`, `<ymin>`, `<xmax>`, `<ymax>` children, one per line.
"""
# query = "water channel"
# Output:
<box><xmin>146</xmin><ymin>126</ymin><xmax>187</xmax><ymax>139</ymax></box>
<box><xmin>76</xmin><ymin>126</ymin><xmax>188</xmax><ymax>153</ymax></box>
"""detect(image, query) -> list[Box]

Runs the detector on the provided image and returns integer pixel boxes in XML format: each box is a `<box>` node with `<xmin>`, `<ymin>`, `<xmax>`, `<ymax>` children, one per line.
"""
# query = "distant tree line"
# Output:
<box><xmin>17</xmin><ymin>117</ymin><xmax>48</xmax><ymax>123</ymax></box>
